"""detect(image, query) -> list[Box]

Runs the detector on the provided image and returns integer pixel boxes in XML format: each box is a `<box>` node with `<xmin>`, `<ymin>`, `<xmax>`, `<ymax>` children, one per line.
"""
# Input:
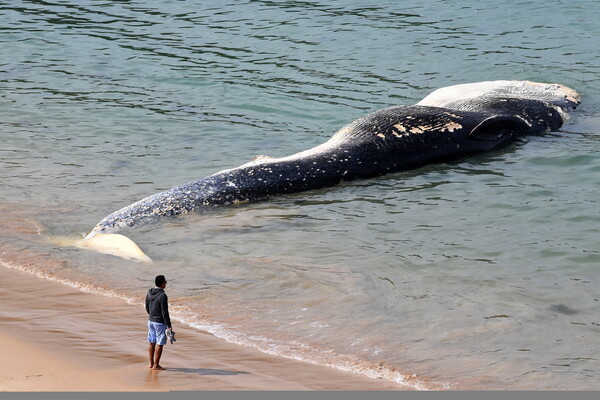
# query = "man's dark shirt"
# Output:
<box><xmin>146</xmin><ymin>287</ymin><xmax>172</xmax><ymax>328</ymax></box>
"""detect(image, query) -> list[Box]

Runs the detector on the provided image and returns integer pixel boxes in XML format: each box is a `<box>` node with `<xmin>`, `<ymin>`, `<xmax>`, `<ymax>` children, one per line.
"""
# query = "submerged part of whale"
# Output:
<box><xmin>82</xmin><ymin>80</ymin><xmax>580</xmax><ymax>260</ymax></box>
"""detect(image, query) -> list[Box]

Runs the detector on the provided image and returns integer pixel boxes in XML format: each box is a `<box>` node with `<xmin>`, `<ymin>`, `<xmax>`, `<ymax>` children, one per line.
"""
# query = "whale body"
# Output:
<box><xmin>83</xmin><ymin>81</ymin><xmax>580</xmax><ymax>261</ymax></box>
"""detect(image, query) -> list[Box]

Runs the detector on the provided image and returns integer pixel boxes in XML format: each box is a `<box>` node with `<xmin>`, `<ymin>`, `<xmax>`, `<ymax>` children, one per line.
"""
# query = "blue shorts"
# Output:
<box><xmin>148</xmin><ymin>321</ymin><xmax>168</xmax><ymax>345</ymax></box>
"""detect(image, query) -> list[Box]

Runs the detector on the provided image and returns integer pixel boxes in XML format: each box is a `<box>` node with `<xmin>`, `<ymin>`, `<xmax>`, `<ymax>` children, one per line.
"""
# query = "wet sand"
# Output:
<box><xmin>0</xmin><ymin>259</ymin><xmax>408</xmax><ymax>391</ymax></box>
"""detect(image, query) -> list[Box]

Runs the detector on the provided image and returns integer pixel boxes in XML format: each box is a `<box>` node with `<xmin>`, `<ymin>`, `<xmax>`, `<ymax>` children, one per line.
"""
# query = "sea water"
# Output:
<box><xmin>1</xmin><ymin>0</ymin><xmax>599</xmax><ymax>389</ymax></box>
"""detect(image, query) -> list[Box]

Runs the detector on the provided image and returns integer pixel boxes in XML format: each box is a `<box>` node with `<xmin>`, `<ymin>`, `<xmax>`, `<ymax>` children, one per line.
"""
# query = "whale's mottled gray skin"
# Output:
<box><xmin>87</xmin><ymin>81</ymin><xmax>579</xmax><ymax>237</ymax></box>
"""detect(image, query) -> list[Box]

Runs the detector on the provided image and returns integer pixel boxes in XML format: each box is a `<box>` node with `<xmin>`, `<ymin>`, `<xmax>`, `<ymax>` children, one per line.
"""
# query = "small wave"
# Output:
<box><xmin>0</xmin><ymin>258</ymin><xmax>138</xmax><ymax>305</ymax></box>
<box><xmin>0</xmin><ymin>255</ymin><xmax>443</xmax><ymax>390</ymax></box>
<box><xmin>170</xmin><ymin>304</ymin><xmax>445</xmax><ymax>390</ymax></box>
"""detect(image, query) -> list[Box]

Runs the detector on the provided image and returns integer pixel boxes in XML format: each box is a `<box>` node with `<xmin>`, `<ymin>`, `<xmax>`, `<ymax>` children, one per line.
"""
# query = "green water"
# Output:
<box><xmin>1</xmin><ymin>0</ymin><xmax>599</xmax><ymax>389</ymax></box>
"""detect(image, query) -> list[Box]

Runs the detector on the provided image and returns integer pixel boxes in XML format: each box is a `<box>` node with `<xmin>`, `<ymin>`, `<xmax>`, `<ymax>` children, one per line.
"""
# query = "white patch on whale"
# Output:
<box><xmin>417</xmin><ymin>80</ymin><xmax>580</xmax><ymax>123</ymax></box>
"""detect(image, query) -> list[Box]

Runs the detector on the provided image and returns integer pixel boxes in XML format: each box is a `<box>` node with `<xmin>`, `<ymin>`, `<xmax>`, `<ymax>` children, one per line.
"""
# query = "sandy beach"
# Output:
<box><xmin>0</xmin><ymin>254</ymin><xmax>407</xmax><ymax>391</ymax></box>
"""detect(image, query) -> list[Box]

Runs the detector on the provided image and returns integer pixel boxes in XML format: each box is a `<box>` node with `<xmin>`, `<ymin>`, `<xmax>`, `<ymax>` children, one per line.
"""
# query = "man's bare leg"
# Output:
<box><xmin>148</xmin><ymin>343</ymin><xmax>156</xmax><ymax>368</ymax></box>
<box><xmin>152</xmin><ymin>344</ymin><xmax>165</xmax><ymax>370</ymax></box>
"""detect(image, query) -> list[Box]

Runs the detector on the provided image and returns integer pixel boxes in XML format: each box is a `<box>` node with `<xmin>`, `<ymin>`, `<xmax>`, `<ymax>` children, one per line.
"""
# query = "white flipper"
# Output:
<box><xmin>77</xmin><ymin>234</ymin><xmax>153</xmax><ymax>263</ymax></box>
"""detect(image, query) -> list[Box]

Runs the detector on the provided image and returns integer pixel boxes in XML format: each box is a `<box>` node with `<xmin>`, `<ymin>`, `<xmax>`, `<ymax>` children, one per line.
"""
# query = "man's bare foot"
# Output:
<box><xmin>148</xmin><ymin>364</ymin><xmax>154</xmax><ymax>369</ymax></box>
<box><xmin>152</xmin><ymin>365</ymin><xmax>166</xmax><ymax>370</ymax></box>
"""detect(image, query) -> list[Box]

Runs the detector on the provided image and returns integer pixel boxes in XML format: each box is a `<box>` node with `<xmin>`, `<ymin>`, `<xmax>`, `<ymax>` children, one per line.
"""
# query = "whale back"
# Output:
<box><xmin>329</xmin><ymin>104</ymin><xmax>534</xmax><ymax>156</ymax></box>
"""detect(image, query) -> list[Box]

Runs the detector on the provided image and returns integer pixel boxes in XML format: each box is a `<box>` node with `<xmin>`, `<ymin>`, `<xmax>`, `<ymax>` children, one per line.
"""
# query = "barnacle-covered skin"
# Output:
<box><xmin>87</xmin><ymin>81</ymin><xmax>579</xmax><ymax>237</ymax></box>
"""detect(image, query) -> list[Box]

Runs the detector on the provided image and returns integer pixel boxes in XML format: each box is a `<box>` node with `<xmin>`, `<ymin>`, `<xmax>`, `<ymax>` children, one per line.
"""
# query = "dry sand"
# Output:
<box><xmin>0</xmin><ymin>264</ymin><xmax>407</xmax><ymax>391</ymax></box>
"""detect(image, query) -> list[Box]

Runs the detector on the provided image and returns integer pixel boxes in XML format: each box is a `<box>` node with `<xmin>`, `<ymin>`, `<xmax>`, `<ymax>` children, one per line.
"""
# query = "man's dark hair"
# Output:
<box><xmin>155</xmin><ymin>275</ymin><xmax>166</xmax><ymax>287</ymax></box>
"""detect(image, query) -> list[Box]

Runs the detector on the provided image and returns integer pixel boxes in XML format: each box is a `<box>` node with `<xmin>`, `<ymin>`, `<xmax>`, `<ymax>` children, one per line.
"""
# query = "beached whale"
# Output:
<box><xmin>80</xmin><ymin>80</ymin><xmax>580</xmax><ymax>262</ymax></box>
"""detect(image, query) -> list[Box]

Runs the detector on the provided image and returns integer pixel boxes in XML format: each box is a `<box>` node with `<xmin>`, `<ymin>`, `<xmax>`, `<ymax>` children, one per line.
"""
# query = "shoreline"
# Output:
<box><xmin>0</xmin><ymin>261</ymin><xmax>409</xmax><ymax>391</ymax></box>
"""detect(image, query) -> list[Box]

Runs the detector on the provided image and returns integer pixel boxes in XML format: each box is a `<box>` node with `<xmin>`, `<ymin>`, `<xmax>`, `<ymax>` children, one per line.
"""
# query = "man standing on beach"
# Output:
<box><xmin>146</xmin><ymin>275</ymin><xmax>172</xmax><ymax>370</ymax></box>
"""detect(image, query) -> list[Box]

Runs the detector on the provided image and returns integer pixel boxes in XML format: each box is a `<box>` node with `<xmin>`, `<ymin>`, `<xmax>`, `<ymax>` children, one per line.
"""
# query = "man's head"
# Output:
<box><xmin>155</xmin><ymin>275</ymin><xmax>167</xmax><ymax>288</ymax></box>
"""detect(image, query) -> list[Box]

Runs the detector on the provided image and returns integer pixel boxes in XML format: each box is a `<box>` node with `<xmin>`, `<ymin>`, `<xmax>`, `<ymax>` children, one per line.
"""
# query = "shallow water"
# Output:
<box><xmin>1</xmin><ymin>0</ymin><xmax>599</xmax><ymax>389</ymax></box>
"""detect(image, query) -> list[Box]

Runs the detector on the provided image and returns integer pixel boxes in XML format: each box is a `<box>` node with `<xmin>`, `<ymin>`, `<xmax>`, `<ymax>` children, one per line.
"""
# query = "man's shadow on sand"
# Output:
<box><xmin>165</xmin><ymin>367</ymin><xmax>250</xmax><ymax>376</ymax></box>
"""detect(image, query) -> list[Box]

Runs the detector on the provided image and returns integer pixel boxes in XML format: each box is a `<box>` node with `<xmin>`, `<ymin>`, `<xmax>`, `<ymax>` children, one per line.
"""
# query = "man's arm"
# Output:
<box><xmin>161</xmin><ymin>293</ymin><xmax>172</xmax><ymax>329</ymax></box>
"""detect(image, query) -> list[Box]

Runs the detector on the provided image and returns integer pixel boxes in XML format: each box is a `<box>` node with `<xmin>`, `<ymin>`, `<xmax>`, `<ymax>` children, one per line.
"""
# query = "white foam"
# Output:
<box><xmin>182</xmin><ymin>314</ymin><xmax>444</xmax><ymax>390</ymax></box>
<box><xmin>0</xmin><ymin>258</ymin><xmax>138</xmax><ymax>305</ymax></box>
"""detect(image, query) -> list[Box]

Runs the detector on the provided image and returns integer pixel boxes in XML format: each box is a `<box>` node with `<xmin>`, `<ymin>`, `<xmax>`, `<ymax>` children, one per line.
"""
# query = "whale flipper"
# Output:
<box><xmin>78</xmin><ymin>234</ymin><xmax>152</xmax><ymax>263</ymax></box>
<box><xmin>468</xmin><ymin>115</ymin><xmax>531</xmax><ymax>141</ymax></box>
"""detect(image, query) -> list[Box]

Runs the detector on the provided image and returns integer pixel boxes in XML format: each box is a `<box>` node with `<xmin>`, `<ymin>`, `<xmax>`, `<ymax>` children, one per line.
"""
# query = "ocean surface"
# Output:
<box><xmin>1</xmin><ymin>0</ymin><xmax>599</xmax><ymax>390</ymax></box>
